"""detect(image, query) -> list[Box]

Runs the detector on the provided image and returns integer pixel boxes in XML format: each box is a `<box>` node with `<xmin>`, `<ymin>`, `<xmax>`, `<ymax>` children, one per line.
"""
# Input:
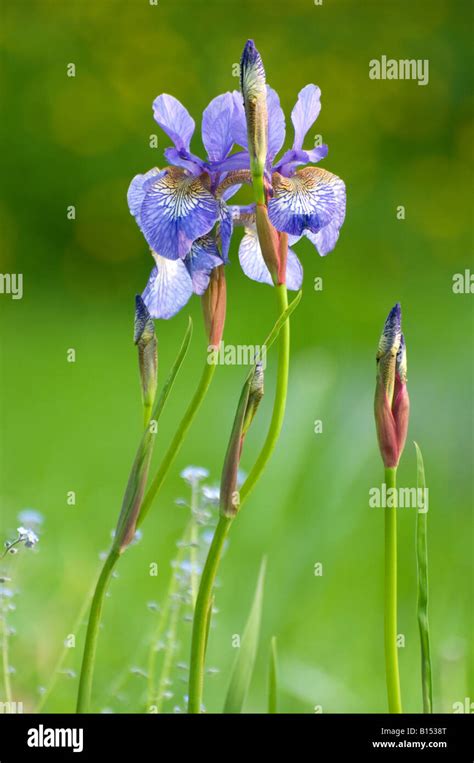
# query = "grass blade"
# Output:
<box><xmin>223</xmin><ymin>557</ymin><xmax>266</xmax><ymax>713</ymax></box>
<box><xmin>414</xmin><ymin>441</ymin><xmax>433</xmax><ymax>713</ymax></box>
<box><xmin>268</xmin><ymin>635</ymin><xmax>278</xmax><ymax>713</ymax></box>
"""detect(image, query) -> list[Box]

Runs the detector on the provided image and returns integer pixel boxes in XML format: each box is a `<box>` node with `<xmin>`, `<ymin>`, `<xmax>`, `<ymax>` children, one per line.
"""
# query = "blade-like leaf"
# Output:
<box><xmin>268</xmin><ymin>635</ymin><xmax>278</xmax><ymax>714</ymax></box>
<box><xmin>223</xmin><ymin>557</ymin><xmax>267</xmax><ymax>713</ymax></box>
<box><xmin>414</xmin><ymin>441</ymin><xmax>433</xmax><ymax>713</ymax></box>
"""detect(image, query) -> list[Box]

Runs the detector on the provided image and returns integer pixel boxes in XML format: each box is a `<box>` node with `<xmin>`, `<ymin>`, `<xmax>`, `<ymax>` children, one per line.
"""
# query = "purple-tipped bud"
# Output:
<box><xmin>374</xmin><ymin>304</ymin><xmax>410</xmax><ymax>468</ymax></box>
<box><xmin>134</xmin><ymin>295</ymin><xmax>158</xmax><ymax>420</ymax></box>
<box><xmin>240</xmin><ymin>40</ymin><xmax>268</xmax><ymax>179</ymax></box>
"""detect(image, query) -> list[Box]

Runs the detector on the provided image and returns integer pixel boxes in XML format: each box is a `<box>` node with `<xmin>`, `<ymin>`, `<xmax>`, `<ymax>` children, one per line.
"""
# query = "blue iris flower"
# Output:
<box><xmin>128</xmin><ymin>93</ymin><xmax>239</xmax><ymax>319</ymax></box>
<box><xmin>229</xmin><ymin>61</ymin><xmax>346</xmax><ymax>289</ymax></box>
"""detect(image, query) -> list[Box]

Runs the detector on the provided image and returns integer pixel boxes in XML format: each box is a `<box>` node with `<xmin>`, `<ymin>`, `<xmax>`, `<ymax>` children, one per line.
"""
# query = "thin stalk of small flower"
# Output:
<box><xmin>145</xmin><ymin>522</ymin><xmax>190</xmax><ymax>712</ymax></box>
<box><xmin>1</xmin><ymin>608</ymin><xmax>12</xmax><ymax>704</ymax></box>
<box><xmin>384</xmin><ymin>466</ymin><xmax>402</xmax><ymax>714</ymax></box>
<box><xmin>154</xmin><ymin>574</ymin><xmax>186</xmax><ymax>714</ymax></box>
<box><xmin>189</xmin><ymin>481</ymin><xmax>200</xmax><ymax>609</ymax></box>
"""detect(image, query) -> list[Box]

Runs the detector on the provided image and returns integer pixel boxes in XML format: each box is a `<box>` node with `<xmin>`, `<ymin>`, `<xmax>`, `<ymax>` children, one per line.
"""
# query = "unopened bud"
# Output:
<box><xmin>374</xmin><ymin>304</ymin><xmax>410</xmax><ymax>468</ymax></box>
<box><xmin>134</xmin><ymin>295</ymin><xmax>158</xmax><ymax>422</ymax></box>
<box><xmin>220</xmin><ymin>363</ymin><xmax>265</xmax><ymax>518</ymax></box>
<box><xmin>240</xmin><ymin>39</ymin><xmax>268</xmax><ymax>181</ymax></box>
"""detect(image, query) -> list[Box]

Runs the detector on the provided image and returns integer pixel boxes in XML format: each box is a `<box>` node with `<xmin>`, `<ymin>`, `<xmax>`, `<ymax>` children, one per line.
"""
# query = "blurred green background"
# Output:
<box><xmin>0</xmin><ymin>0</ymin><xmax>472</xmax><ymax>714</ymax></box>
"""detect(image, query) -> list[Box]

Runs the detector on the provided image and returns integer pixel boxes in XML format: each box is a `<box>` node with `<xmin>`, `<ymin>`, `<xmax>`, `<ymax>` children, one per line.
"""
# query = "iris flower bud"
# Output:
<box><xmin>240</xmin><ymin>40</ymin><xmax>268</xmax><ymax>188</ymax></box>
<box><xmin>202</xmin><ymin>264</ymin><xmax>227</xmax><ymax>350</ymax></box>
<box><xmin>134</xmin><ymin>295</ymin><xmax>158</xmax><ymax>424</ymax></box>
<box><xmin>374</xmin><ymin>303</ymin><xmax>410</xmax><ymax>468</ymax></box>
<box><xmin>220</xmin><ymin>363</ymin><xmax>265</xmax><ymax>518</ymax></box>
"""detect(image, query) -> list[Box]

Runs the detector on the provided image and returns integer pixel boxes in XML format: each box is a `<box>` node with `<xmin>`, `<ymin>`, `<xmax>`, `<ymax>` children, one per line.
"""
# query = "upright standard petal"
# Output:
<box><xmin>291</xmin><ymin>84</ymin><xmax>322</xmax><ymax>150</ymax></box>
<box><xmin>140</xmin><ymin>167</ymin><xmax>219</xmax><ymax>260</ymax></box>
<box><xmin>142</xmin><ymin>256</ymin><xmax>193</xmax><ymax>320</ymax></box>
<box><xmin>184</xmin><ymin>235</ymin><xmax>222</xmax><ymax>295</ymax></box>
<box><xmin>153</xmin><ymin>94</ymin><xmax>195</xmax><ymax>152</ymax></box>
<box><xmin>266</xmin><ymin>86</ymin><xmax>286</xmax><ymax>163</ymax></box>
<box><xmin>231</xmin><ymin>90</ymin><xmax>248</xmax><ymax>149</ymax></box>
<box><xmin>268</xmin><ymin>167</ymin><xmax>346</xmax><ymax>237</ymax></box>
<box><xmin>202</xmin><ymin>92</ymin><xmax>235</xmax><ymax>162</ymax></box>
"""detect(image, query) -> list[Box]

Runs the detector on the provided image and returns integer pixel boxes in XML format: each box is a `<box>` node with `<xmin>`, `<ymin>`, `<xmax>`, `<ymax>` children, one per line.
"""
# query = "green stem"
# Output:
<box><xmin>76</xmin><ymin>548</ymin><xmax>120</xmax><ymax>713</ymax></box>
<box><xmin>239</xmin><ymin>284</ymin><xmax>289</xmax><ymax>507</ymax></box>
<box><xmin>187</xmin><ymin>285</ymin><xmax>292</xmax><ymax>713</ymax></box>
<box><xmin>188</xmin><ymin>515</ymin><xmax>232</xmax><ymax>713</ymax></box>
<box><xmin>1</xmin><ymin>611</ymin><xmax>12</xmax><ymax>703</ymax></box>
<box><xmin>155</xmin><ymin>581</ymin><xmax>184</xmax><ymax>713</ymax></box>
<box><xmin>384</xmin><ymin>466</ymin><xmax>402</xmax><ymax>713</ymax></box>
<box><xmin>137</xmin><ymin>361</ymin><xmax>216</xmax><ymax>528</ymax></box>
<box><xmin>36</xmin><ymin>574</ymin><xmax>98</xmax><ymax>712</ymax></box>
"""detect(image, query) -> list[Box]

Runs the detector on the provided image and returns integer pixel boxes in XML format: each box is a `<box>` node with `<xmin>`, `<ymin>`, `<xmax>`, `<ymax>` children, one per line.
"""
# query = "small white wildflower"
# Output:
<box><xmin>202</xmin><ymin>485</ymin><xmax>220</xmax><ymax>503</ymax></box>
<box><xmin>17</xmin><ymin>527</ymin><xmax>39</xmax><ymax>548</ymax></box>
<box><xmin>180</xmin><ymin>466</ymin><xmax>209</xmax><ymax>485</ymax></box>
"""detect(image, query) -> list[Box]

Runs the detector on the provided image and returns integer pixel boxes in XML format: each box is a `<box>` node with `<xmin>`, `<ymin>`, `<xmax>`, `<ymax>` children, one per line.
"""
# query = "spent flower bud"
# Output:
<box><xmin>374</xmin><ymin>303</ymin><xmax>410</xmax><ymax>468</ymax></box>
<box><xmin>202</xmin><ymin>264</ymin><xmax>226</xmax><ymax>349</ymax></box>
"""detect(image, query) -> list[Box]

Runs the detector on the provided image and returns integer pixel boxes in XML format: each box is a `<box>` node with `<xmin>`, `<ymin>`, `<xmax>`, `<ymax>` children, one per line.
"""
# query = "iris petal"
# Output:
<box><xmin>268</xmin><ymin>167</ymin><xmax>346</xmax><ymax>238</ymax></box>
<box><xmin>202</xmin><ymin>92</ymin><xmax>235</xmax><ymax>162</ymax></box>
<box><xmin>285</xmin><ymin>248</ymin><xmax>304</xmax><ymax>290</ymax></box>
<box><xmin>218</xmin><ymin>201</ymin><xmax>233</xmax><ymax>262</ymax></box>
<box><xmin>239</xmin><ymin>228</ymin><xmax>273</xmax><ymax>286</ymax></box>
<box><xmin>303</xmin><ymin>215</ymin><xmax>345</xmax><ymax>257</ymax></box>
<box><xmin>274</xmin><ymin>145</ymin><xmax>328</xmax><ymax>176</ymax></box>
<box><xmin>142</xmin><ymin>257</ymin><xmax>193</xmax><ymax>320</ymax></box>
<box><xmin>140</xmin><ymin>167</ymin><xmax>219</xmax><ymax>260</ymax></box>
<box><xmin>231</xmin><ymin>90</ymin><xmax>248</xmax><ymax>149</ymax></box>
<box><xmin>210</xmin><ymin>151</ymin><xmax>250</xmax><ymax>173</ymax></box>
<box><xmin>127</xmin><ymin>168</ymin><xmax>162</xmax><ymax>226</ymax></box>
<box><xmin>152</xmin><ymin>94</ymin><xmax>195</xmax><ymax>152</ymax></box>
<box><xmin>291</xmin><ymin>84</ymin><xmax>322</xmax><ymax>150</ymax></box>
<box><xmin>184</xmin><ymin>235</ymin><xmax>222</xmax><ymax>295</ymax></box>
<box><xmin>238</xmin><ymin>227</ymin><xmax>303</xmax><ymax>290</ymax></box>
<box><xmin>266</xmin><ymin>85</ymin><xmax>286</xmax><ymax>163</ymax></box>
<box><xmin>164</xmin><ymin>147</ymin><xmax>205</xmax><ymax>175</ymax></box>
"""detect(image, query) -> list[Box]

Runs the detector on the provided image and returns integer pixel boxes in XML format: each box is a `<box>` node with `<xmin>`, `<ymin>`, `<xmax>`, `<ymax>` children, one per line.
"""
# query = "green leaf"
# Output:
<box><xmin>114</xmin><ymin>317</ymin><xmax>193</xmax><ymax>549</ymax></box>
<box><xmin>223</xmin><ymin>557</ymin><xmax>267</xmax><ymax>713</ymax></box>
<box><xmin>263</xmin><ymin>290</ymin><xmax>301</xmax><ymax>355</ymax></box>
<box><xmin>268</xmin><ymin>636</ymin><xmax>278</xmax><ymax>714</ymax></box>
<box><xmin>414</xmin><ymin>441</ymin><xmax>433</xmax><ymax>713</ymax></box>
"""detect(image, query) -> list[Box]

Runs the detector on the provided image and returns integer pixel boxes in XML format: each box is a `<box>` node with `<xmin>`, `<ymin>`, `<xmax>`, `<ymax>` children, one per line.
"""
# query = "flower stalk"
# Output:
<box><xmin>374</xmin><ymin>303</ymin><xmax>409</xmax><ymax>714</ymax></box>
